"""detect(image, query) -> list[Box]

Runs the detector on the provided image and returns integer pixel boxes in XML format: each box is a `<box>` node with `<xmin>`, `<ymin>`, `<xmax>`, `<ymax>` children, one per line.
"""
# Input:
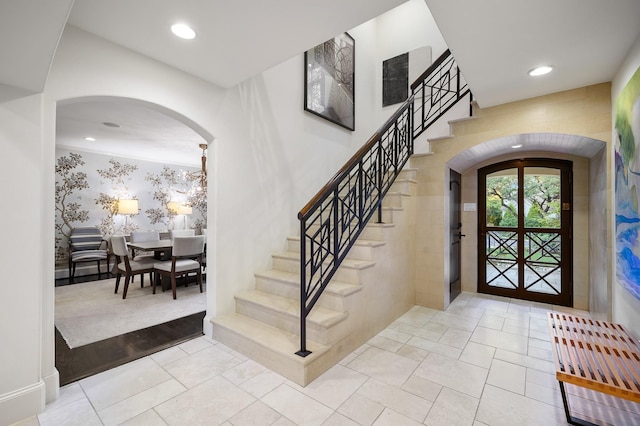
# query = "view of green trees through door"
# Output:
<box><xmin>478</xmin><ymin>159</ymin><xmax>573</xmax><ymax>306</ymax></box>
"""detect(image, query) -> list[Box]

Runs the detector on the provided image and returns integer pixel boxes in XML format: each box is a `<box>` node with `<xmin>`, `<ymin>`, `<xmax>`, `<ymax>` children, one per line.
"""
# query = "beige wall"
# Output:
<box><xmin>411</xmin><ymin>83</ymin><xmax>611</xmax><ymax>310</ymax></box>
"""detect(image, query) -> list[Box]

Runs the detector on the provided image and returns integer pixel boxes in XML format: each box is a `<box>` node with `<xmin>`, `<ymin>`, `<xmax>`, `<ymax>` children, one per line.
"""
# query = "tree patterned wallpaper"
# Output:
<box><xmin>55</xmin><ymin>148</ymin><xmax>207</xmax><ymax>265</ymax></box>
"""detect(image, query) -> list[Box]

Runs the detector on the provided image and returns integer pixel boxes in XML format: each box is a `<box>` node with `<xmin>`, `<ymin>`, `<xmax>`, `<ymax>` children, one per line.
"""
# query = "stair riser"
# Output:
<box><xmin>390</xmin><ymin>180</ymin><xmax>414</xmax><ymax>195</ymax></box>
<box><xmin>254</xmin><ymin>275</ymin><xmax>350</xmax><ymax>312</ymax></box>
<box><xmin>397</xmin><ymin>169</ymin><xmax>417</xmax><ymax>181</ymax></box>
<box><xmin>272</xmin><ymin>257</ymin><xmax>364</xmax><ymax>284</ymax></box>
<box><xmin>234</xmin><ymin>298</ymin><xmax>347</xmax><ymax>345</ymax></box>
<box><xmin>382</xmin><ymin>193</ymin><xmax>406</xmax><ymax>209</ymax></box>
<box><xmin>286</xmin><ymin>239</ymin><xmax>376</xmax><ymax>261</ymax></box>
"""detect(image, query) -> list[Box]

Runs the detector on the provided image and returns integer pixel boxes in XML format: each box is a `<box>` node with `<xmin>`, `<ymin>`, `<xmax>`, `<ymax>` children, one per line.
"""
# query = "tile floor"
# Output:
<box><xmin>17</xmin><ymin>292</ymin><xmax>640</xmax><ymax>425</ymax></box>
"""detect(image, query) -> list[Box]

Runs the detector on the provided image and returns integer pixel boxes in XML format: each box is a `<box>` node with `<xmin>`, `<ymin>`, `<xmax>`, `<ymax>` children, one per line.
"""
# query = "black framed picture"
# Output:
<box><xmin>304</xmin><ymin>32</ymin><xmax>355</xmax><ymax>131</ymax></box>
<box><xmin>382</xmin><ymin>52</ymin><xmax>409</xmax><ymax>107</ymax></box>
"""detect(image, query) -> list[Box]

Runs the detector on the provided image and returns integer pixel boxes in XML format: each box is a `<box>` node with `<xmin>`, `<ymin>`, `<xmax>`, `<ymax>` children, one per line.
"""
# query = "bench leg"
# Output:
<box><xmin>558</xmin><ymin>381</ymin><xmax>598</xmax><ymax>426</ymax></box>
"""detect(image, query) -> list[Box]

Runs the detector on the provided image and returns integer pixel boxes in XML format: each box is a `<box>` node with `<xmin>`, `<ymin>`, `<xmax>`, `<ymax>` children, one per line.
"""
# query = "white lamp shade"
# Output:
<box><xmin>167</xmin><ymin>201</ymin><xmax>180</xmax><ymax>214</ymax></box>
<box><xmin>177</xmin><ymin>204</ymin><xmax>193</xmax><ymax>215</ymax></box>
<box><xmin>118</xmin><ymin>199</ymin><xmax>139</xmax><ymax>215</ymax></box>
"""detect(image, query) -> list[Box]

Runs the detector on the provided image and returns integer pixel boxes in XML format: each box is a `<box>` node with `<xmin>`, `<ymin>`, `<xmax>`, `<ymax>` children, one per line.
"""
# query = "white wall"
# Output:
<box><xmin>374</xmin><ymin>0</ymin><xmax>446</xmax><ymax>124</ymax></box>
<box><xmin>612</xmin><ymin>33</ymin><xmax>640</xmax><ymax>336</ymax></box>
<box><xmin>0</xmin><ymin>95</ymin><xmax>49</xmax><ymax>425</ymax></box>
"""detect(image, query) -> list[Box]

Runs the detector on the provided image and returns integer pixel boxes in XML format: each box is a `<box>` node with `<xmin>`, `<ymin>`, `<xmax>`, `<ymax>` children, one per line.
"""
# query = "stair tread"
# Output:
<box><xmin>386</xmin><ymin>191</ymin><xmax>412</xmax><ymax>197</ymax></box>
<box><xmin>449</xmin><ymin>116</ymin><xmax>477</xmax><ymax>124</ymax></box>
<box><xmin>390</xmin><ymin>178</ymin><xmax>417</xmax><ymax>185</ymax></box>
<box><xmin>236</xmin><ymin>289</ymin><xmax>348</xmax><ymax>327</ymax></box>
<box><xmin>255</xmin><ymin>269</ymin><xmax>363</xmax><ymax>296</ymax></box>
<box><xmin>272</xmin><ymin>251</ymin><xmax>376</xmax><ymax>269</ymax></box>
<box><xmin>365</xmin><ymin>222</ymin><xmax>396</xmax><ymax>228</ymax></box>
<box><xmin>213</xmin><ymin>313</ymin><xmax>328</xmax><ymax>362</ymax></box>
<box><xmin>428</xmin><ymin>135</ymin><xmax>454</xmax><ymax>142</ymax></box>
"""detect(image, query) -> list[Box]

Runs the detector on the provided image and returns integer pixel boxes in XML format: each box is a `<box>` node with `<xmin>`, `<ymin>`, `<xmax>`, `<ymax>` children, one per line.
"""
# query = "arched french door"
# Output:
<box><xmin>478</xmin><ymin>158</ymin><xmax>573</xmax><ymax>306</ymax></box>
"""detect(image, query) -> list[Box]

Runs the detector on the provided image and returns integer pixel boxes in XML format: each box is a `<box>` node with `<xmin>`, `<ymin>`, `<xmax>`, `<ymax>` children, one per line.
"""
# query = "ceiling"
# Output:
<box><xmin>2</xmin><ymin>0</ymin><xmax>639</xmax><ymax>165</ymax></box>
<box><xmin>425</xmin><ymin>0</ymin><xmax>640</xmax><ymax>108</ymax></box>
<box><xmin>56</xmin><ymin>100</ymin><xmax>208</xmax><ymax>166</ymax></box>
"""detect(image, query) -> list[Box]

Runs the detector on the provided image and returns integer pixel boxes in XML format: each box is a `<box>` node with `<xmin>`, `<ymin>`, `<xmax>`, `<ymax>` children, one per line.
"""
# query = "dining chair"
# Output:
<box><xmin>129</xmin><ymin>230</ymin><xmax>160</xmax><ymax>283</ymax></box>
<box><xmin>153</xmin><ymin>235</ymin><xmax>205</xmax><ymax>299</ymax></box>
<box><xmin>68</xmin><ymin>226</ymin><xmax>109</xmax><ymax>282</ymax></box>
<box><xmin>170</xmin><ymin>229</ymin><xmax>195</xmax><ymax>239</ymax></box>
<box><xmin>111</xmin><ymin>235</ymin><xmax>156</xmax><ymax>299</ymax></box>
<box><xmin>130</xmin><ymin>231</ymin><xmax>160</xmax><ymax>255</ymax></box>
<box><xmin>201</xmin><ymin>228</ymin><xmax>207</xmax><ymax>272</ymax></box>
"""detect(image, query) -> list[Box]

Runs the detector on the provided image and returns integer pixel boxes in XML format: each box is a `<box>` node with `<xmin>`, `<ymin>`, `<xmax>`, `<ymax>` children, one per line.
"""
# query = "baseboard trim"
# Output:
<box><xmin>0</xmin><ymin>380</ymin><xmax>45</xmax><ymax>425</ymax></box>
<box><xmin>42</xmin><ymin>368</ymin><xmax>60</xmax><ymax>404</ymax></box>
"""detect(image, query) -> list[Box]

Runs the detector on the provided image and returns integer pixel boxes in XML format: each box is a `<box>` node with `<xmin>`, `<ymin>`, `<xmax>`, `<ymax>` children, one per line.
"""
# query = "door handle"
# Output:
<box><xmin>457</xmin><ymin>232</ymin><xmax>466</xmax><ymax>238</ymax></box>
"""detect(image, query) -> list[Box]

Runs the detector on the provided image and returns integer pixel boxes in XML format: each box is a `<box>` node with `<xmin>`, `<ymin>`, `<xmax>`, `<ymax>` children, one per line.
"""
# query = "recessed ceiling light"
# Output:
<box><xmin>171</xmin><ymin>23</ymin><xmax>196</xmax><ymax>40</ymax></box>
<box><xmin>84</xmin><ymin>136</ymin><xmax>96</xmax><ymax>141</ymax></box>
<box><xmin>511</xmin><ymin>144</ymin><xmax>523</xmax><ymax>149</ymax></box>
<box><xmin>528</xmin><ymin>65</ymin><xmax>553</xmax><ymax>77</ymax></box>
<box><xmin>102</xmin><ymin>121</ymin><xmax>120</xmax><ymax>128</ymax></box>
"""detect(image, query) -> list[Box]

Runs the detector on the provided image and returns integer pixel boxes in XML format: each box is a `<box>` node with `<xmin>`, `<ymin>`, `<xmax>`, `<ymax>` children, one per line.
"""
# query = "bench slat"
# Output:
<box><xmin>548</xmin><ymin>312</ymin><xmax>640</xmax><ymax>403</ymax></box>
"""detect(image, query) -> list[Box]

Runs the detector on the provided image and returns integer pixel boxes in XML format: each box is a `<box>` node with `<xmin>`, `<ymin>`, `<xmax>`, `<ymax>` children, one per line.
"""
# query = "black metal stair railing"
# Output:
<box><xmin>412</xmin><ymin>49</ymin><xmax>471</xmax><ymax>139</ymax></box>
<box><xmin>296</xmin><ymin>49</ymin><xmax>471</xmax><ymax>357</ymax></box>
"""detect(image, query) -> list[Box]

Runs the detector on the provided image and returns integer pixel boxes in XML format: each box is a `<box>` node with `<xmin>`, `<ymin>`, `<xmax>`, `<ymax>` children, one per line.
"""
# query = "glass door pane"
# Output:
<box><xmin>523</xmin><ymin>167</ymin><xmax>562</xmax><ymax>295</ymax></box>
<box><xmin>485</xmin><ymin>168</ymin><xmax>518</xmax><ymax>289</ymax></box>
<box><xmin>486</xmin><ymin>168</ymin><xmax>518</xmax><ymax>227</ymax></box>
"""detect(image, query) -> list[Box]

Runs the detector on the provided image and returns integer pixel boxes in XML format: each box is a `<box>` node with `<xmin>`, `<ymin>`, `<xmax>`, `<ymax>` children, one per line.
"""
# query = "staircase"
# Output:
<box><xmin>212</xmin><ymin>168</ymin><xmax>417</xmax><ymax>385</ymax></box>
<box><xmin>212</xmin><ymin>49</ymin><xmax>471</xmax><ymax>386</ymax></box>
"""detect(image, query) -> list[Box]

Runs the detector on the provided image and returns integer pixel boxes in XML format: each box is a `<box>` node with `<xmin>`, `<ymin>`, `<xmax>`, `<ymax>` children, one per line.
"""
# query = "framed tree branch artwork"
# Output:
<box><xmin>304</xmin><ymin>32</ymin><xmax>355</xmax><ymax>131</ymax></box>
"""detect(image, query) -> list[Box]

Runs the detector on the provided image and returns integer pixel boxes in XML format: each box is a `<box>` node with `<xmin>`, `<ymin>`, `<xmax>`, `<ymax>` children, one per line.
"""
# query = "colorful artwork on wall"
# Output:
<box><xmin>614</xmin><ymin>65</ymin><xmax>640</xmax><ymax>301</ymax></box>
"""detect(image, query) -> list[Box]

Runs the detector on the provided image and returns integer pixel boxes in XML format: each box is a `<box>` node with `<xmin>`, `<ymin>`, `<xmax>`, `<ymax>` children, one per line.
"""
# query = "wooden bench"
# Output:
<box><xmin>547</xmin><ymin>312</ymin><xmax>640</xmax><ymax>425</ymax></box>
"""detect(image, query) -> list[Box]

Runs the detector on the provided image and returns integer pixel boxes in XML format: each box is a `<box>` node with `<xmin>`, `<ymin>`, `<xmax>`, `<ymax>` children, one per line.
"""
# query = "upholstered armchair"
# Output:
<box><xmin>68</xmin><ymin>226</ymin><xmax>109</xmax><ymax>282</ymax></box>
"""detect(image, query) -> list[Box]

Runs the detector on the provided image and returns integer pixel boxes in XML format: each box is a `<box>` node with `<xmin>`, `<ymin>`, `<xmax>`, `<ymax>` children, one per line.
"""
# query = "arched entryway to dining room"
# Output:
<box><xmin>52</xmin><ymin>95</ymin><xmax>214</xmax><ymax>384</ymax></box>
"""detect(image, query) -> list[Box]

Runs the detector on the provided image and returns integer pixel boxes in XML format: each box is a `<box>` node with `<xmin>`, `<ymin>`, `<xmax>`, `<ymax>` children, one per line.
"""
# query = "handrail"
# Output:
<box><xmin>296</xmin><ymin>49</ymin><xmax>471</xmax><ymax>357</ymax></box>
<box><xmin>299</xmin><ymin>98</ymin><xmax>414</xmax><ymax>220</ymax></box>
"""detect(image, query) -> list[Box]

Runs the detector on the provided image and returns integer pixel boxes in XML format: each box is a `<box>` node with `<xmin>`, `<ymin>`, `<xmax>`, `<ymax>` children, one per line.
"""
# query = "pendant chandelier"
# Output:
<box><xmin>183</xmin><ymin>143</ymin><xmax>207</xmax><ymax>210</ymax></box>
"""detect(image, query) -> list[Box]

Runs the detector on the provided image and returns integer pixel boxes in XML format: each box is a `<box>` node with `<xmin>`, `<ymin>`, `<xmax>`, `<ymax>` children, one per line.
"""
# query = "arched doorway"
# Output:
<box><xmin>53</xmin><ymin>96</ymin><xmax>214</xmax><ymax>384</ymax></box>
<box><xmin>447</xmin><ymin>132</ymin><xmax>607</xmax><ymax>312</ymax></box>
<box><xmin>478</xmin><ymin>158</ymin><xmax>573</xmax><ymax>306</ymax></box>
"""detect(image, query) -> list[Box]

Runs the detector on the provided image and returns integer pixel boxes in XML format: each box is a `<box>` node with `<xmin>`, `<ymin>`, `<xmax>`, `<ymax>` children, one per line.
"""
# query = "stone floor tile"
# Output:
<box><xmin>413</xmin><ymin>353</ymin><xmax>488</xmax><ymax>398</ymax></box>
<box><xmin>291</xmin><ymin>364</ymin><xmax>367</xmax><ymax>410</ymax></box>
<box><xmin>347</xmin><ymin>346</ymin><xmax>419</xmax><ymax>387</ymax></box>
<box><xmin>424</xmin><ymin>387</ymin><xmax>479</xmax><ymax>426</ymax></box>
<box><xmin>80</xmin><ymin>357</ymin><xmax>172</xmax><ymax>411</ymax></box>
<box><xmin>260</xmin><ymin>384</ymin><xmax>333</xmax><ymax>426</ymax></box>
<box><xmin>401</xmin><ymin>375</ymin><xmax>442</xmax><ymax>402</ymax></box>
<box><xmin>372</xmin><ymin>408</ymin><xmax>424</xmax><ymax>425</ymax></box>
<box><xmin>155</xmin><ymin>375</ymin><xmax>255</xmax><ymax>425</ymax></box>
<box><xmin>475</xmin><ymin>384</ymin><xmax>565</xmax><ymax>426</ymax></box>
<box><xmin>357</xmin><ymin>379</ymin><xmax>432</xmax><ymax>422</ymax></box>
<box><xmin>227</xmin><ymin>400</ymin><xmax>281</xmax><ymax>426</ymax></box>
<box><xmin>338</xmin><ymin>392</ymin><xmax>385</xmax><ymax>426</ymax></box>
<box><xmin>486</xmin><ymin>359</ymin><xmax>526</xmax><ymax>395</ymax></box>
<box><xmin>459</xmin><ymin>341</ymin><xmax>495</xmax><ymax>369</ymax></box>
<box><xmin>470</xmin><ymin>326</ymin><xmax>528</xmax><ymax>354</ymax></box>
<box><xmin>97</xmin><ymin>379</ymin><xmax>185</xmax><ymax>425</ymax></box>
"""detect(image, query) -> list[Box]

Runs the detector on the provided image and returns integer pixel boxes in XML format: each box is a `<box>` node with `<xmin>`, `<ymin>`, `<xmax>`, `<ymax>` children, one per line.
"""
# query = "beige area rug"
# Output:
<box><xmin>55</xmin><ymin>277</ymin><xmax>206</xmax><ymax>348</ymax></box>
